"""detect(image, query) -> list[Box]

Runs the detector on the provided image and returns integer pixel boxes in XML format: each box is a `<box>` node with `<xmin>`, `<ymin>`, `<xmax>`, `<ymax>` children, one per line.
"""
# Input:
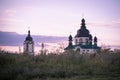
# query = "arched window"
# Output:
<box><xmin>75</xmin><ymin>39</ymin><xmax>77</xmax><ymax>44</ymax></box>
<box><xmin>79</xmin><ymin>39</ymin><xmax>82</xmax><ymax>43</ymax></box>
<box><xmin>86</xmin><ymin>39</ymin><xmax>89</xmax><ymax>45</ymax></box>
<box><xmin>76</xmin><ymin>48</ymin><xmax>80</xmax><ymax>52</ymax></box>
<box><xmin>86</xmin><ymin>39</ymin><xmax>88</xmax><ymax>43</ymax></box>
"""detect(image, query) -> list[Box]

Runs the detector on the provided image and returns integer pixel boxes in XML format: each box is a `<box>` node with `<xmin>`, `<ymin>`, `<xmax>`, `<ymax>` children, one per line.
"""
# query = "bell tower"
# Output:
<box><xmin>23</xmin><ymin>29</ymin><xmax>34</xmax><ymax>55</ymax></box>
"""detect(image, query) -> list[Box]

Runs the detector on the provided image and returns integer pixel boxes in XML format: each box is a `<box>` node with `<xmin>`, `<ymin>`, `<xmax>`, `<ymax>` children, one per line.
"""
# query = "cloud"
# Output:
<box><xmin>0</xmin><ymin>18</ymin><xmax>24</xmax><ymax>26</ymax></box>
<box><xmin>4</xmin><ymin>9</ymin><xmax>16</xmax><ymax>17</ymax></box>
<box><xmin>111</xmin><ymin>19</ymin><xmax>120</xmax><ymax>24</ymax></box>
<box><xmin>0</xmin><ymin>8</ymin><xmax>18</xmax><ymax>26</ymax></box>
<box><xmin>87</xmin><ymin>19</ymin><xmax>120</xmax><ymax>27</ymax></box>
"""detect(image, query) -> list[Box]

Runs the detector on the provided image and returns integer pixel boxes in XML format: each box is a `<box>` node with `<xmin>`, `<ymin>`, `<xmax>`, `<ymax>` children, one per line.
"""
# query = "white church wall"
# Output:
<box><xmin>28</xmin><ymin>44</ymin><xmax>32</xmax><ymax>52</ymax></box>
<box><xmin>74</xmin><ymin>46</ymin><xmax>97</xmax><ymax>54</ymax></box>
<box><xmin>80</xmin><ymin>49</ymin><xmax>97</xmax><ymax>54</ymax></box>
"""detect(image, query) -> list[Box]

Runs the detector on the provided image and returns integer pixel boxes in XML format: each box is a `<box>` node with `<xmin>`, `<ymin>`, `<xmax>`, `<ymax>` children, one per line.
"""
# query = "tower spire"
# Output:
<box><xmin>81</xmin><ymin>18</ymin><xmax>86</xmax><ymax>29</ymax></box>
<box><xmin>69</xmin><ymin>32</ymin><xmax>72</xmax><ymax>40</ymax></box>
<box><xmin>81</xmin><ymin>14</ymin><xmax>86</xmax><ymax>29</ymax></box>
<box><xmin>68</xmin><ymin>34</ymin><xmax>73</xmax><ymax>48</ymax></box>
<box><xmin>28</xmin><ymin>26</ymin><xmax>31</xmax><ymax>37</ymax></box>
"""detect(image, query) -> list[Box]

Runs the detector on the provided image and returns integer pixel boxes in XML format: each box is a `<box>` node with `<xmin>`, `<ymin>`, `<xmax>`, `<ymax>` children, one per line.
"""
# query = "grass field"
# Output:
<box><xmin>0</xmin><ymin>49</ymin><xmax>120</xmax><ymax>80</ymax></box>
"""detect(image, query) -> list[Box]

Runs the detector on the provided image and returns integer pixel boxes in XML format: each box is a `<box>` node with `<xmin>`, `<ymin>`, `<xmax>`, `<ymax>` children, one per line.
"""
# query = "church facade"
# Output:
<box><xmin>65</xmin><ymin>18</ymin><xmax>100</xmax><ymax>54</ymax></box>
<box><xmin>23</xmin><ymin>30</ymin><xmax>34</xmax><ymax>55</ymax></box>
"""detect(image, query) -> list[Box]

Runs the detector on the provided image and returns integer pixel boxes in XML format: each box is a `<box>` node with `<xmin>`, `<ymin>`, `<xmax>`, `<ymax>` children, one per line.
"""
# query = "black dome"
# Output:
<box><xmin>89</xmin><ymin>34</ymin><xmax>92</xmax><ymax>40</ymax></box>
<box><xmin>75</xmin><ymin>18</ymin><xmax>89</xmax><ymax>37</ymax></box>
<box><xmin>69</xmin><ymin>34</ymin><xmax>73</xmax><ymax>41</ymax></box>
<box><xmin>94</xmin><ymin>36</ymin><xmax>97</xmax><ymax>42</ymax></box>
<box><xmin>75</xmin><ymin>28</ymin><xmax>89</xmax><ymax>37</ymax></box>
<box><xmin>25</xmin><ymin>30</ymin><xmax>33</xmax><ymax>41</ymax></box>
<box><xmin>26</xmin><ymin>36</ymin><xmax>33</xmax><ymax>41</ymax></box>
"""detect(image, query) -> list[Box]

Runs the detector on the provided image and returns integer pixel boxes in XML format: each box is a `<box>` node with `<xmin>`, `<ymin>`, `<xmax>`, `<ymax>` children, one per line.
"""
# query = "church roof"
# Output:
<box><xmin>65</xmin><ymin>44</ymin><xmax>100</xmax><ymax>50</ymax></box>
<box><xmin>79</xmin><ymin>45</ymin><xmax>100</xmax><ymax>49</ymax></box>
<box><xmin>64</xmin><ymin>45</ymin><xmax>74</xmax><ymax>50</ymax></box>
<box><xmin>75</xmin><ymin>18</ymin><xmax>89</xmax><ymax>37</ymax></box>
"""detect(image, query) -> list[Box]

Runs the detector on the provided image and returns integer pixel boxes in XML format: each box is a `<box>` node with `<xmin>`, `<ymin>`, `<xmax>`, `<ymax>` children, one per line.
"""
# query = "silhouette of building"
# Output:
<box><xmin>65</xmin><ymin>18</ymin><xmax>100</xmax><ymax>54</ymax></box>
<box><xmin>23</xmin><ymin>30</ymin><xmax>34</xmax><ymax>55</ymax></box>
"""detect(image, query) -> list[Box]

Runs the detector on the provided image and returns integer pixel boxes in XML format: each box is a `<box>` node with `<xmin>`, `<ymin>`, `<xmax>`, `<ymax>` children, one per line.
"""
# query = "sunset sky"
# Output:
<box><xmin>0</xmin><ymin>0</ymin><xmax>120</xmax><ymax>46</ymax></box>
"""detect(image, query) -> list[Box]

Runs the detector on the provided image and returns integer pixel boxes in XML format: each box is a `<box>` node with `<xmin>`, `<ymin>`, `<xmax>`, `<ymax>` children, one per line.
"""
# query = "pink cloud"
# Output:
<box><xmin>0</xmin><ymin>8</ymin><xmax>18</xmax><ymax>26</ymax></box>
<box><xmin>0</xmin><ymin>18</ymin><xmax>24</xmax><ymax>26</ymax></box>
<box><xmin>87</xmin><ymin>19</ymin><xmax>120</xmax><ymax>27</ymax></box>
<box><xmin>4</xmin><ymin>9</ymin><xmax>17</xmax><ymax>17</ymax></box>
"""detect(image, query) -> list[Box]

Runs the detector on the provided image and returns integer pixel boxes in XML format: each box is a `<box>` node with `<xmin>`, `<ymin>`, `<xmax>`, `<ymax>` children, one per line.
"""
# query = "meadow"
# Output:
<box><xmin>0</xmin><ymin>49</ymin><xmax>120</xmax><ymax>80</ymax></box>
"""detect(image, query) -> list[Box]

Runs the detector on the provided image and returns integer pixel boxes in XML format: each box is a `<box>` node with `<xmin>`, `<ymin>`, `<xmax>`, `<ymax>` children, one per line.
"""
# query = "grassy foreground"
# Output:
<box><xmin>0</xmin><ymin>50</ymin><xmax>120</xmax><ymax>80</ymax></box>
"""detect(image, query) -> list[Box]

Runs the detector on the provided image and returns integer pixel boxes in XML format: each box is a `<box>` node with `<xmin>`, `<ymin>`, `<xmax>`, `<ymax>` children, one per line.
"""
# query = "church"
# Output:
<box><xmin>65</xmin><ymin>18</ymin><xmax>100</xmax><ymax>54</ymax></box>
<box><xmin>23</xmin><ymin>30</ymin><xmax>34</xmax><ymax>55</ymax></box>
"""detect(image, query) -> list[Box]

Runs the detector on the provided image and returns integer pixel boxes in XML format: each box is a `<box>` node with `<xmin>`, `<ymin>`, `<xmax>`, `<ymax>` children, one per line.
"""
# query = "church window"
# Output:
<box><xmin>77</xmin><ymin>48</ymin><xmax>80</xmax><ymax>52</ymax></box>
<box><xmin>75</xmin><ymin>39</ymin><xmax>77</xmax><ymax>44</ymax></box>
<box><xmin>86</xmin><ymin>39</ymin><xmax>88</xmax><ymax>43</ymax></box>
<box><xmin>79</xmin><ymin>39</ymin><xmax>82</xmax><ymax>43</ymax></box>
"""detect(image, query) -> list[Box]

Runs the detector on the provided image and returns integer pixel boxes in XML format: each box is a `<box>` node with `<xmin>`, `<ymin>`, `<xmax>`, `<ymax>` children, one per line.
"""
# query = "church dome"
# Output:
<box><xmin>75</xmin><ymin>18</ymin><xmax>89</xmax><ymax>37</ymax></box>
<box><xmin>69</xmin><ymin>34</ymin><xmax>73</xmax><ymax>41</ymax></box>
<box><xmin>94</xmin><ymin>36</ymin><xmax>97</xmax><ymax>42</ymax></box>
<box><xmin>25</xmin><ymin>30</ymin><xmax>33</xmax><ymax>41</ymax></box>
<box><xmin>89</xmin><ymin>34</ymin><xmax>92</xmax><ymax>40</ymax></box>
<box><xmin>26</xmin><ymin>36</ymin><xmax>33</xmax><ymax>41</ymax></box>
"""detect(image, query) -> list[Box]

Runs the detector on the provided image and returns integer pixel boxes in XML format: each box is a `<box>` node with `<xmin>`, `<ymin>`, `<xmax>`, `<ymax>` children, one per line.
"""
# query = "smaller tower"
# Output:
<box><xmin>64</xmin><ymin>34</ymin><xmax>74</xmax><ymax>50</ymax></box>
<box><xmin>23</xmin><ymin>30</ymin><xmax>34</xmax><ymax>55</ymax></box>
<box><xmin>89</xmin><ymin>34</ymin><xmax>92</xmax><ymax>45</ymax></box>
<box><xmin>94</xmin><ymin>36</ymin><xmax>97</xmax><ymax>46</ymax></box>
<box><xmin>68</xmin><ymin>34</ymin><xmax>73</xmax><ymax>47</ymax></box>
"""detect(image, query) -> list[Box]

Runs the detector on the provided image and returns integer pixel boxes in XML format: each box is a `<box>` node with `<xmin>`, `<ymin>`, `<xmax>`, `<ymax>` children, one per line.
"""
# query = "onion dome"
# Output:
<box><xmin>94</xmin><ymin>36</ymin><xmax>97</xmax><ymax>42</ymax></box>
<box><xmin>89</xmin><ymin>34</ymin><xmax>92</xmax><ymax>41</ymax></box>
<box><xmin>69</xmin><ymin>34</ymin><xmax>73</xmax><ymax>41</ymax></box>
<box><xmin>81</xmin><ymin>18</ymin><xmax>85</xmax><ymax>26</ymax></box>
<box><xmin>25</xmin><ymin>30</ymin><xmax>33</xmax><ymax>41</ymax></box>
<box><xmin>75</xmin><ymin>18</ymin><xmax>89</xmax><ymax>37</ymax></box>
<box><xmin>65</xmin><ymin>34</ymin><xmax>73</xmax><ymax>50</ymax></box>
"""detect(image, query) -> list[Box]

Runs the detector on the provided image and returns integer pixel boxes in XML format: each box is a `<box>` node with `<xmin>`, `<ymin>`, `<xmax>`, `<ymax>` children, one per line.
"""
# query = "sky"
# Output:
<box><xmin>0</xmin><ymin>0</ymin><xmax>120</xmax><ymax>46</ymax></box>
